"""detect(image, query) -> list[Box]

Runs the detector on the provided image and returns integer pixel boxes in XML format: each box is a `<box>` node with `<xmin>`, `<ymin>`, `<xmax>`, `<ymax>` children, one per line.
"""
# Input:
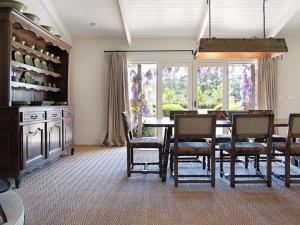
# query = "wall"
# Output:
<box><xmin>277</xmin><ymin>36</ymin><xmax>300</xmax><ymax>119</ymax></box>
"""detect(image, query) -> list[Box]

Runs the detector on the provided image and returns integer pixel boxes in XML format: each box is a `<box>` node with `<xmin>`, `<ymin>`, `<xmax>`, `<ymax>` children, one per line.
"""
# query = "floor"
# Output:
<box><xmin>14</xmin><ymin>146</ymin><xmax>300</xmax><ymax>225</ymax></box>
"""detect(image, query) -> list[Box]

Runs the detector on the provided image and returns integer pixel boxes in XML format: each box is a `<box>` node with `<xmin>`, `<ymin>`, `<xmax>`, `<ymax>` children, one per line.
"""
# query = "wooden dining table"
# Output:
<box><xmin>143</xmin><ymin>117</ymin><xmax>289</xmax><ymax>182</ymax></box>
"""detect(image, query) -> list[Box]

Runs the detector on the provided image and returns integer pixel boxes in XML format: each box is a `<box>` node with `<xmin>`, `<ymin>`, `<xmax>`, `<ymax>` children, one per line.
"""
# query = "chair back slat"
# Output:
<box><xmin>175</xmin><ymin>114</ymin><xmax>216</xmax><ymax>139</ymax></box>
<box><xmin>233</xmin><ymin>114</ymin><xmax>274</xmax><ymax>139</ymax></box>
<box><xmin>169</xmin><ymin>110</ymin><xmax>198</xmax><ymax>120</ymax></box>
<box><xmin>121</xmin><ymin>112</ymin><xmax>133</xmax><ymax>142</ymax></box>
<box><xmin>248</xmin><ymin>110</ymin><xmax>273</xmax><ymax>114</ymax></box>
<box><xmin>207</xmin><ymin>110</ymin><xmax>228</xmax><ymax>120</ymax></box>
<box><xmin>227</xmin><ymin>110</ymin><xmax>249</xmax><ymax>121</ymax></box>
<box><xmin>289</xmin><ymin>114</ymin><xmax>300</xmax><ymax>138</ymax></box>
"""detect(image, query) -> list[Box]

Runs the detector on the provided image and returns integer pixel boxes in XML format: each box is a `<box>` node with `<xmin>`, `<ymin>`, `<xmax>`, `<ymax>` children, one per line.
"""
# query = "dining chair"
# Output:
<box><xmin>121</xmin><ymin>111</ymin><xmax>163</xmax><ymax>177</ymax></box>
<box><xmin>219</xmin><ymin>113</ymin><xmax>274</xmax><ymax>188</ymax></box>
<box><xmin>172</xmin><ymin>114</ymin><xmax>216</xmax><ymax>187</ymax></box>
<box><xmin>272</xmin><ymin>114</ymin><xmax>300</xmax><ymax>187</ymax></box>
<box><xmin>248</xmin><ymin>110</ymin><xmax>286</xmax><ymax>165</ymax></box>
<box><xmin>168</xmin><ymin>110</ymin><xmax>207</xmax><ymax>175</ymax></box>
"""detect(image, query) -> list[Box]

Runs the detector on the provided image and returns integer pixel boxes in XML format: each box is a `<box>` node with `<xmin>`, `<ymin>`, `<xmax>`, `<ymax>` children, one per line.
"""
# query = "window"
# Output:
<box><xmin>128</xmin><ymin>63</ymin><xmax>157</xmax><ymax>136</ymax></box>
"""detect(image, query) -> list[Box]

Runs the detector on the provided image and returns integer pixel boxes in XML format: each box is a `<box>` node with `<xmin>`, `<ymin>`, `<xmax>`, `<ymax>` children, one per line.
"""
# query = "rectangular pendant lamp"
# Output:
<box><xmin>194</xmin><ymin>38</ymin><xmax>288</xmax><ymax>59</ymax></box>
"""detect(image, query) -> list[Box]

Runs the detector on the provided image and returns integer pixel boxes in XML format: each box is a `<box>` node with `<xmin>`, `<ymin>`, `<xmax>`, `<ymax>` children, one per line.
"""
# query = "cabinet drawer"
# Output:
<box><xmin>63</xmin><ymin>110</ymin><xmax>73</xmax><ymax>118</ymax></box>
<box><xmin>22</xmin><ymin>112</ymin><xmax>46</xmax><ymax>122</ymax></box>
<box><xmin>47</xmin><ymin>111</ymin><xmax>62</xmax><ymax>120</ymax></box>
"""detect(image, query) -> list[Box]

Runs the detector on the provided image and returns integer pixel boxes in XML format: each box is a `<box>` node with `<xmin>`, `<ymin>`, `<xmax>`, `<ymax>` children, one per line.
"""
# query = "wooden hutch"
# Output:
<box><xmin>0</xmin><ymin>8</ymin><xmax>74</xmax><ymax>187</ymax></box>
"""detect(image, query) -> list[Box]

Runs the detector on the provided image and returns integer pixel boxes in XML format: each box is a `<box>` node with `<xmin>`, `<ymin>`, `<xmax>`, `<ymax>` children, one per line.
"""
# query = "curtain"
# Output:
<box><xmin>257</xmin><ymin>58</ymin><xmax>278</xmax><ymax>114</ymax></box>
<box><xmin>101</xmin><ymin>52</ymin><xmax>129</xmax><ymax>146</ymax></box>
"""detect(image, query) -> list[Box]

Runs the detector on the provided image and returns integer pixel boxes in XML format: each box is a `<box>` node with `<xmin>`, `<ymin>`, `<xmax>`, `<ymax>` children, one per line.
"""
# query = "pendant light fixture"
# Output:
<box><xmin>194</xmin><ymin>0</ymin><xmax>288</xmax><ymax>59</ymax></box>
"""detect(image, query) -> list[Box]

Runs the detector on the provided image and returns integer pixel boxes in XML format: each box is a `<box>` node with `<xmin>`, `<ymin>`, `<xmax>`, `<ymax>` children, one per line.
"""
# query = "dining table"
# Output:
<box><xmin>143</xmin><ymin>117</ymin><xmax>289</xmax><ymax>182</ymax></box>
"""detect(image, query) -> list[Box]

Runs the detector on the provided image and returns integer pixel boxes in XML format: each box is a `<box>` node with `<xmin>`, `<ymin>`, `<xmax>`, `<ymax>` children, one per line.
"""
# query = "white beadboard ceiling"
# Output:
<box><xmin>49</xmin><ymin>0</ymin><xmax>300</xmax><ymax>41</ymax></box>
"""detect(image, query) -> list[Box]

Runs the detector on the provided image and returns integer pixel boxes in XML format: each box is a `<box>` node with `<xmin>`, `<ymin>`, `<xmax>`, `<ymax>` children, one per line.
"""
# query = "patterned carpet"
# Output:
<box><xmin>14</xmin><ymin>146</ymin><xmax>300</xmax><ymax>225</ymax></box>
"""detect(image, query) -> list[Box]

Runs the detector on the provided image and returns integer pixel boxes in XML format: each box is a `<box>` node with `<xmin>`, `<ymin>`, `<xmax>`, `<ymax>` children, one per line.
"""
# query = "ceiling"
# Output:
<box><xmin>49</xmin><ymin>0</ymin><xmax>300</xmax><ymax>41</ymax></box>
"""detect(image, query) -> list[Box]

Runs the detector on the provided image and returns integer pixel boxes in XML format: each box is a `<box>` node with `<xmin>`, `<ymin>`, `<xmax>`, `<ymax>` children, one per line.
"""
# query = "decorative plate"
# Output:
<box><xmin>14</xmin><ymin>51</ymin><xmax>24</xmax><ymax>63</ymax></box>
<box><xmin>34</xmin><ymin>58</ymin><xmax>41</xmax><ymax>69</ymax></box>
<box><xmin>0</xmin><ymin>1</ymin><xmax>27</xmax><ymax>12</ymax></box>
<box><xmin>48</xmin><ymin>62</ymin><xmax>54</xmax><ymax>72</ymax></box>
<box><xmin>41</xmin><ymin>60</ymin><xmax>48</xmax><ymax>71</ymax></box>
<box><xmin>23</xmin><ymin>13</ymin><xmax>40</xmax><ymax>24</ymax></box>
<box><xmin>24</xmin><ymin>55</ymin><xmax>33</xmax><ymax>66</ymax></box>
<box><xmin>41</xmin><ymin>25</ymin><xmax>54</xmax><ymax>34</ymax></box>
<box><xmin>23</xmin><ymin>72</ymin><xmax>32</xmax><ymax>84</ymax></box>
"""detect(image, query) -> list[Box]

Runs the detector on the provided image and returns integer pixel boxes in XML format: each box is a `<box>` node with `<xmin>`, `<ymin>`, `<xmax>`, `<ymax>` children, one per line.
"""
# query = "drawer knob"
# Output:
<box><xmin>30</xmin><ymin>115</ymin><xmax>38</xmax><ymax>119</ymax></box>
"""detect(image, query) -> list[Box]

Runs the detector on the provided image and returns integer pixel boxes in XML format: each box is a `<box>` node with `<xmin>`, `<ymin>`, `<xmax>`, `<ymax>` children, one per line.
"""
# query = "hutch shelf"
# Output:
<box><xmin>0</xmin><ymin>8</ymin><xmax>74</xmax><ymax>187</ymax></box>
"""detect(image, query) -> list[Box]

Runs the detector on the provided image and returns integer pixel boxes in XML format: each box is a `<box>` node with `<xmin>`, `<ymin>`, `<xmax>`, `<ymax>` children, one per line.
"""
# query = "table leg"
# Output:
<box><xmin>0</xmin><ymin>203</ymin><xmax>8</xmax><ymax>223</ymax></box>
<box><xmin>162</xmin><ymin>127</ymin><xmax>172</xmax><ymax>182</ymax></box>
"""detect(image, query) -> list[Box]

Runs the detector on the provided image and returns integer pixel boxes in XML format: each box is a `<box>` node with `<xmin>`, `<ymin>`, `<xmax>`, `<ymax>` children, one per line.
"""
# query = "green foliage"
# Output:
<box><xmin>162</xmin><ymin>104</ymin><xmax>184</xmax><ymax>117</ymax></box>
<box><xmin>213</xmin><ymin>103</ymin><xmax>223</xmax><ymax>110</ymax></box>
<box><xmin>142</xmin><ymin>127</ymin><xmax>156</xmax><ymax>137</ymax></box>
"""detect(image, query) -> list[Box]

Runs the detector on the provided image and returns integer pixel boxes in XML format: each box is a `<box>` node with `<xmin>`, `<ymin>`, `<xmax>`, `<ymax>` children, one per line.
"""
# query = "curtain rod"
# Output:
<box><xmin>104</xmin><ymin>50</ymin><xmax>194</xmax><ymax>53</ymax></box>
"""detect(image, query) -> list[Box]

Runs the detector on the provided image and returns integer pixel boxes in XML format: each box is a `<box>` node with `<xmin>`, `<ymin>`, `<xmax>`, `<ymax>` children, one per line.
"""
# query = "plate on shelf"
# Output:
<box><xmin>24</xmin><ymin>55</ymin><xmax>33</xmax><ymax>66</ymax></box>
<box><xmin>41</xmin><ymin>60</ymin><xmax>48</xmax><ymax>71</ymax></box>
<box><xmin>34</xmin><ymin>58</ymin><xmax>42</xmax><ymax>69</ymax></box>
<box><xmin>14</xmin><ymin>51</ymin><xmax>24</xmax><ymax>63</ymax></box>
<box><xmin>23</xmin><ymin>13</ymin><xmax>40</xmax><ymax>24</ymax></box>
<box><xmin>0</xmin><ymin>1</ymin><xmax>27</xmax><ymax>12</ymax></box>
<box><xmin>48</xmin><ymin>62</ymin><xmax>55</xmax><ymax>72</ymax></box>
<box><xmin>23</xmin><ymin>72</ymin><xmax>33</xmax><ymax>84</ymax></box>
<box><xmin>12</xmin><ymin>101</ymin><xmax>31</xmax><ymax>106</ymax></box>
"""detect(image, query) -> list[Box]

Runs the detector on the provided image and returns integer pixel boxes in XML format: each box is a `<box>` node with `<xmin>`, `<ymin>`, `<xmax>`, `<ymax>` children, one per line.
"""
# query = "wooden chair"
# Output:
<box><xmin>168</xmin><ymin>110</ymin><xmax>207</xmax><ymax>175</ymax></box>
<box><xmin>272</xmin><ymin>114</ymin><xmax>300</xmax><ymax>187</ymax></box>
<box><xmin>172</xmin><ymin>114</ymin><xmax>216</xmax><ymax>187</ymax></box>
<box><xmin>248</xmin><ymin>110</ymin><xmax>286</xmax><ymax>165</ymax></box>
<box><xmin>219</xmin><ymin>113</ymin><xmax>274</xmax><ymax>188</ymax></box>
<box><xmin>207</xmin><ymin>110</ymin><xmax>231</xmax><ymax>143</ymax></box>
<box><xmin>121</xmin><ymin>112</ymin><xmax>163</xmax><ymax>177</ymax></box>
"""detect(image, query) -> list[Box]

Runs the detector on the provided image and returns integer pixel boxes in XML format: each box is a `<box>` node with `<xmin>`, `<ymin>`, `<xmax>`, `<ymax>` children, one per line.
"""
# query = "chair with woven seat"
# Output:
<box><xmin>172</xmin><ymin>114</ymin><xmax>216</xmax><ymax>187</ymax></box>
<box><xmin>168</xmin><ymin>110</ymin><xmax>208</xmax><ymax>174</ymax></box>
<box><xmin>249</xmin><ymin>110</ymin><xmax>287</xmax><ymax>164</ymax></box>
<box><xmin>121</xmin><ymin>111</ymin><xmax>163</xmax><ymax>177</ymax></box>
<box><xmin>272</xmin><ymin>114</ymin><xmax>300</xmax><ymax>187</ymax></box>
<box><xmin>219</xmin><ymin>113</ymin><xmax>274</xmax><ymax>188</ymax></box>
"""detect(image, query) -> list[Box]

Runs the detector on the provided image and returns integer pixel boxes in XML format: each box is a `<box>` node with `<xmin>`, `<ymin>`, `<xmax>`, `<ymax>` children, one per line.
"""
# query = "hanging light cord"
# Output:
<box><xmin>207</xmin><ymin>0</ymin><xmax>211</xmax><ymax>38</ymax></box>
<box><xmin>263</xmin><ymin>0</ymin><xmax>266</xmax><ymax>38</ymax></box>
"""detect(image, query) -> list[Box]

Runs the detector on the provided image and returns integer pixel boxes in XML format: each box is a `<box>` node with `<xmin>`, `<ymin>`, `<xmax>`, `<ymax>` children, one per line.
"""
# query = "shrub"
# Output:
<box><xmin>162</xmin><ymin>104</ymin><xmax>184</xmax><ymax>117</ymax></box>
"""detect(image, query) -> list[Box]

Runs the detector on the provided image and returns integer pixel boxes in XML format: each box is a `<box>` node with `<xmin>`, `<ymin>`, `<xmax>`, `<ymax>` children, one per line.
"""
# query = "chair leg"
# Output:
<box><xmin>230</xmin><ymin>154</ymin><xmax>235</xmax><ymax>188</ymax></box>
<box><xmin>202</xmin><ymin>156</ymin><xmax>206</xmax><ymax>169</ymax></box>
<box><xmin>211</xmin><ymin>154</ymin><xmax>215</xmax><ymax>187</ymax></box>
<box><xmin>131</xmin><ymin>147</ymin><xmax>134</xmax><ymax>165</ymax></box>
<box><xmin>267</xmin><ymin>152</ymin><xmax>272</xmax><ymax>187</ymax></box>
<box><xmin>285</xmin><ymin>153</ymin><xmax>291</xmax><ymax>187</ymax></box>
<box><xmin>245</xmin><ymin>156</ymin><xmax>249</xmax><ymax>169</ymax></box>
<box><xmin>207</xmin><ymin>156</ymin><xmax>211</xmax><ymax>172</ymax></box>
<box><xmin>174</xmin><ymin>151</ymin><xmax>178</xmax><ymax>187</ymax></box>
<box><xmin>127</xmin><ymin>146</ymin><xmax>131</xmax><ymax>177</ymax></box>
<box><xmin>256</xmin><ymin>155</ymin><xmax>261</xmax><ymax>173</ymax></box>
<box><xmin>159</xmin><ymin>147</ymin><xmax>163</xmax><ymax>178</ymax></box>
<box><xmin>220</xmin><ymin>149</ymin><xmax>224</xmax><ymax>177</ymax></box>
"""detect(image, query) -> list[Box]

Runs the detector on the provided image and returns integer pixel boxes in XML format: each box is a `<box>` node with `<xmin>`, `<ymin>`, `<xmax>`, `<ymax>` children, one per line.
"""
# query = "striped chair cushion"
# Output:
<box><xmin>219</xmin><ymin>142</ymin><xmax>267</xmax><ymax>154</ymax></box>
<box><xmin>170</xmin><ymin>142</ymin><xmax>212</xmax><ymax>155</ymax></box>
<box><xmin>130</xmin><ymin>137</ymin><xmax>163</xmax><ymax>148</ymax></box>
<box><xmin>272</xmin><ymin>142</ymin><xmax>300</xmax><ymax>154</ymax></box>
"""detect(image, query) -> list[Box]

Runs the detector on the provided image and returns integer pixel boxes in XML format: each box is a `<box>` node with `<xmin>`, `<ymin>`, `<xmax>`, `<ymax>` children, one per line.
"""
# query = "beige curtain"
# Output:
<box><xmin>101</xmin><ymin>52</ymin><xmax>129</xmax><ymax>146</ymax></box>
<box><xmin>257</xmin><ymin>58</ymin><xmax>278</xmax><ymax>114</ymax></box>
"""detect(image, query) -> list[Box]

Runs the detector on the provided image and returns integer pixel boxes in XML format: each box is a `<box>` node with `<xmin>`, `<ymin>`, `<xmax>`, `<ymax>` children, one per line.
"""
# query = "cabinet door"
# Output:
<box><xmin>47</xmin><ymin>120</ymin><xmax>63</xmax><ymax>159</ymax></box>
<box><xmin>22</xmin><ymin>123</ymin><xmax>45</xmax><ymax>169</ymax></box>
<box><xmin>63</xmin><ymin>118</ymin><xmax>73</xmax><ymax>151</ymax></box>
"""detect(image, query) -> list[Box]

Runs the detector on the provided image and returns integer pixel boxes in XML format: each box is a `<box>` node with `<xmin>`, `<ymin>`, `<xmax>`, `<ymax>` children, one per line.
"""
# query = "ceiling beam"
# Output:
<box><xmin>268</xmin><ymin>0</ymin><xmax>300</xmax><ymax>37</ymax></box>
<box><xmin>117</xmin><ymin>0</ymin><xmax>132</xmax><ymax>46</ymax></box>
<box><xmin>197</xmin><ymin>5</ymin><xmax>209</xmax><ymax>41</ymax></box>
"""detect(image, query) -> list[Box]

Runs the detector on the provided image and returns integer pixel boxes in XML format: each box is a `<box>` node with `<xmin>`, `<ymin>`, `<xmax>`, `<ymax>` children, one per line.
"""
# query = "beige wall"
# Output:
<box><xmin>277</xmin><ymin>37</ymin><xmax>300</xmax><ymax>119</ymax></box>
